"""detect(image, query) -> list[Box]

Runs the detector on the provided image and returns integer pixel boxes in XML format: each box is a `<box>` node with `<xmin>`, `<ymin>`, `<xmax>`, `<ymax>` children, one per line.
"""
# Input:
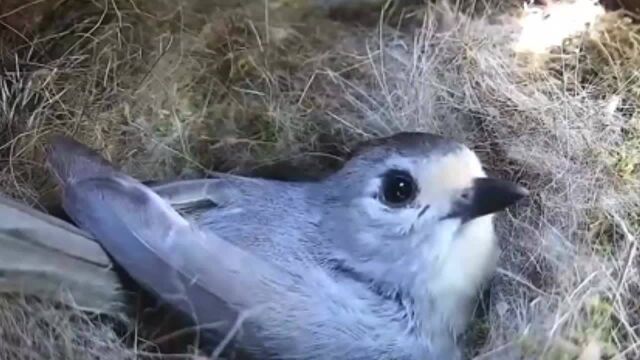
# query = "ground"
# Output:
<box><xmin>0</xmin><ymin>0</ymin><xmax>639</xmax><ymax>359</ymax></box>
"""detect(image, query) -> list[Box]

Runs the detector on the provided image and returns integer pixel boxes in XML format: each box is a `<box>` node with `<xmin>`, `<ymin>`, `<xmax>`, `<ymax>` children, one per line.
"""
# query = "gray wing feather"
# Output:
<box><xmin>46</xmin><ymin>137</ymin><xmax>291</xmax><ymax>340</ymax></box>
<box><xmin>62</xmin><ymin>177</ymin><xmax>285</xmax><ymax>339</ymax></box>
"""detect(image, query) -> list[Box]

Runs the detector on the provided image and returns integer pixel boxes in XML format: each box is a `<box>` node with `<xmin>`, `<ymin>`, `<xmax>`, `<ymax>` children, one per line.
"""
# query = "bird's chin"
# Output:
<box><xmin>433</xmin><ymin>216</ymin><xmax>465</xmax><ymax>235</ymax></box>
<box><xmin>463</xmin><ymin>212</ymin><xmax>495</xmax><ymax>226</ymax></box>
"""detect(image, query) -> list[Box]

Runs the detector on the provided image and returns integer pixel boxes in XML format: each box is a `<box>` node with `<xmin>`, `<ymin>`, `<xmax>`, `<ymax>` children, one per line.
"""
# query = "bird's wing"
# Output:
<box><xmin>45</xmin><ymin>136</ymin><xmax>299</xmax><ymax>344</ymax></box>
<box><xmin>147</xmin><ymin>173</ymin><xmax>320</xmax><ymax>260</ymax></box>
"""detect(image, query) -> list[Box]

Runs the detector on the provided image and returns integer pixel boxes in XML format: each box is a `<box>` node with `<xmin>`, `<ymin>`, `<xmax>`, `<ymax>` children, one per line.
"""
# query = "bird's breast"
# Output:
<box><xmin>424</xmin><ymin>215</ymin><xmax>499</xmax><ymax>333</ymax></box>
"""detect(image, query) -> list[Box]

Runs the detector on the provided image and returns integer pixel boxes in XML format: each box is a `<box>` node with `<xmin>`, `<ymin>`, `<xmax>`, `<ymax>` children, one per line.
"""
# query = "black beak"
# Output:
<box><xmin>453</xmin><ymin>177</ymin><xmax>529</xmax><ymax>221</ymax></box>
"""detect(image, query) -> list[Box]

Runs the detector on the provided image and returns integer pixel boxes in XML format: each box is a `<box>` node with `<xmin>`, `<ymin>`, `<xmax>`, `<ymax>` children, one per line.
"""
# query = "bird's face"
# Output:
<box><xmin>352</xmin><ymin>145</ymin><xmax>527</xmax><ymax>237</ymax></box>
<box><xmin>324</xmin><ymin>132</ymin><xmax>528</xmax><ymax>284</ymax></box>
<box><xmin>358</xmin><ymin>146</ymin><xmax>488</xmax><ymax>235</ymax></box>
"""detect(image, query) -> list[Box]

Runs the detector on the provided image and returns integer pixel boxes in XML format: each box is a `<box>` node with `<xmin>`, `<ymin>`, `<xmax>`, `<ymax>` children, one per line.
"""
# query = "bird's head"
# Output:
<box><xmin>320</xmin><ymin>132</ymin><xmax>528</xmax><ymax>290</ymax></box>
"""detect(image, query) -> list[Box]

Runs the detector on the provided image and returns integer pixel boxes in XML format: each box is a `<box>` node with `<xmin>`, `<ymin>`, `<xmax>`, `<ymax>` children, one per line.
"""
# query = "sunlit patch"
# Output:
<box><xmin>513</xmin><ymin>0</ymin><xmax>605</xmax><ymax>54</ymax></box>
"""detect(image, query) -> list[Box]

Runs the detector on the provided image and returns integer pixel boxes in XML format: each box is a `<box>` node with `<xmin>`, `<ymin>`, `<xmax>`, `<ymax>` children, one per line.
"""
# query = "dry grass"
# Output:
<box><xmin>0</xmin><ymin>0</ymin><xmax>639</xmax><ymax>359</ymax></box>
<box><xmin>0</xmin><ymin>295</ymin><xmax>135</xmax><ymax>359</ymax></box>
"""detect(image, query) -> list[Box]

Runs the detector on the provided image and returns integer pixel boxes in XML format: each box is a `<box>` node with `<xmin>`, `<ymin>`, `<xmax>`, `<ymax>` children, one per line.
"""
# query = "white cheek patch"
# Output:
<box><xmin>419</xmin><ymin>218</ymin><xmax>461</xmax><ymax>264</ymax></box>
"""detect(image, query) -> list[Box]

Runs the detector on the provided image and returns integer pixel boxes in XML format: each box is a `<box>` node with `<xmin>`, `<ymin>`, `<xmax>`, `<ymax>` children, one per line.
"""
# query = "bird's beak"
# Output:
<box><xmin>453</xmin><ymin>177</ymin><xmax>529</xmax><ymax>221</ymax></box>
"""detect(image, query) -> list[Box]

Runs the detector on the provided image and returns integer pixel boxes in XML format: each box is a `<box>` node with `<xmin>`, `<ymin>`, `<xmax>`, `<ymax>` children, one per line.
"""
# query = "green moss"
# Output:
<box><xmin>613</xmin><ymin>115</ymin><xmax>640</xmax><ymax>181</ymax></box>
<box><xmin>512</xmin><ymin>297</ymin><xmax>621</xmax><ymax>359</ymax></box>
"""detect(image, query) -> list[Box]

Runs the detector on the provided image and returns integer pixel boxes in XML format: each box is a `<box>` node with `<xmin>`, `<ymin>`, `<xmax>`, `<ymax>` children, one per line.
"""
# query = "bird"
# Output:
<box><xmin>45</xmin><ymin>131</ymin><xmax>528</xmax><ymax>360</ymax></box>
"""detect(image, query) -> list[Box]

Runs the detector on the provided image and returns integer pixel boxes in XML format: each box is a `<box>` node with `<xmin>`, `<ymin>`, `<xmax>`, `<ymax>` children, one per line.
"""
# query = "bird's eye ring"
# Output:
<box><xmin>380</xmin><ymin>169</ymin><xmax>417</xmax><ymax>207</ymax></box>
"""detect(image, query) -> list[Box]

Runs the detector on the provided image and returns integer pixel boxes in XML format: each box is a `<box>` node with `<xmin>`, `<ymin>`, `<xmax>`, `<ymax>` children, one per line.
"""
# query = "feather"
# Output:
<box><xmin>0</xmin><ymin>193</ymin><xmax>122</xmax><ymax>313</ymax></box>
<box><xmin>45</xmin><ymin>136</ymin><xmax>301</xmax><ymax>347</ymax></box>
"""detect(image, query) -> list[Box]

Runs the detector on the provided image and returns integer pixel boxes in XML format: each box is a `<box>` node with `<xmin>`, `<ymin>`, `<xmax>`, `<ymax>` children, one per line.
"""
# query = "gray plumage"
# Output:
<box><xmin>46</xmin><ymin>132</ymin><xmax>528</xmax><ymax>360</ymax></box>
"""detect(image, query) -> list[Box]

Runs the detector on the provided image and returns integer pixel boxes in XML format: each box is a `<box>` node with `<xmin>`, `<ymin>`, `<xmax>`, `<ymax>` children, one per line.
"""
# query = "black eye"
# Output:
<box><xmin>380</xmin><ymin>169</ymin><xmax>417</xmax><ymax>207</ymax></box>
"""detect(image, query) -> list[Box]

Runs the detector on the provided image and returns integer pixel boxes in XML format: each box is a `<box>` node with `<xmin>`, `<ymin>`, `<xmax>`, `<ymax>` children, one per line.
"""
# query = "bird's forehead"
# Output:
<box><xmin>417</xmin><ymin>148</ymin><xmax>486</xmax><ymax>190</ymax></box>
<box><xmin>352</xmin><ymin>132</ymin><xmax>461</xmax><ymax>158</ymax></box>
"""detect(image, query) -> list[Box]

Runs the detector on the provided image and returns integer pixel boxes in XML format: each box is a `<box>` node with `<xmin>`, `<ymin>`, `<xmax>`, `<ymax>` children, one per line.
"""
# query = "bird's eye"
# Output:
<box><xmin>380</xmin><ymin>169</ymin><xmax>417</xmax><ymax>207</ymax></box>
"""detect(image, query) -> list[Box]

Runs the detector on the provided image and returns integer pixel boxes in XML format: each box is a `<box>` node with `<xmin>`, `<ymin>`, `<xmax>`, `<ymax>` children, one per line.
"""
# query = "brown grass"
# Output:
<box><xmin>0</xmin><ymin>295</ymin><xmax>135</xmax><ymax>359</ymax></box>
<box><xmin>0</xmin><ymin>0</ymin><xmax>639</xmax><ymax>358</ymax></box>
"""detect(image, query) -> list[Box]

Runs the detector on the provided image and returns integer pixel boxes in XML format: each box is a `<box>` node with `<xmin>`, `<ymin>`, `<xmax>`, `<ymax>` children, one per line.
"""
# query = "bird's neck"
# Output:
<box><xmin>332</xmin><ymin>253</ymin><xmax>471</xmax><ymax>347</ymax></box>
<box><xmin>328</xmin><ymin>216</ymin><xmax>498</xmax><ymax>339</ymax></box>
<box><xmin>316</xmin><ymin>186</ymin><xmax>498</xmax><ymax>338</ymax></box>
<box><xmin>329</xmin><ymin>258</ymin><xmax>423</xmax><ymax>331</ymax></box>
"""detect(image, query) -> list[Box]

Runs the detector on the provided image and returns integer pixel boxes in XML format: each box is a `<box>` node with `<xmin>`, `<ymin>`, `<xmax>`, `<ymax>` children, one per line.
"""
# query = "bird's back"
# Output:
<box><xmin>161</xmin><ymin>176</ymin><xmax>327</xmax><ymax>265</ymax></box>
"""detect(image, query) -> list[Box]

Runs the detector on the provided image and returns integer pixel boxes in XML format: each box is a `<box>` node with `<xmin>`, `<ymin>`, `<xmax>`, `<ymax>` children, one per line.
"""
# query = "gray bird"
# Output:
<box><xmin>46</xmin><ymin>132</ymin><xmax>528</xmax><ymax>360</ymax></box>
